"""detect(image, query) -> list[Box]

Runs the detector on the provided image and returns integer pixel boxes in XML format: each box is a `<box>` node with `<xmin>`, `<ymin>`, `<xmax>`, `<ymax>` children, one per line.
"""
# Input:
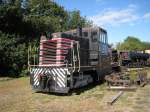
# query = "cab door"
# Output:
<box><xmin>90</xmin><ymin>30</ymin><xmax>99</xmax><ymax>65</ymax></box>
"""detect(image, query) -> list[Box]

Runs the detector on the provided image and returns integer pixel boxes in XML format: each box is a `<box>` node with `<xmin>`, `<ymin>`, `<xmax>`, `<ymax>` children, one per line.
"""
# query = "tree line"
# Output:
<box><xmin>0</xmin><ymin>0</ymin><xmax>92</xmax><ymax>77</ymax></box>
<box><xmin>0</xmin><ymin>0</ymin><xmax>149</xmax><ymax>77</ymax></box>
<box><xmin>117</xmin><ymin>36</ymin><xmax>150</xmax><ymax>51</ymax></box>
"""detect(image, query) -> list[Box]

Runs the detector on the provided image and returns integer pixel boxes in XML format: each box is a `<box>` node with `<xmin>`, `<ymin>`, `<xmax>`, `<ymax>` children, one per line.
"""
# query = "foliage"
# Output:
<box><xmin>0</xmin><ymin>0</ymin><xmax>92</xmax><ymax>77</ymax></box>
<box><xmin>0</xmin><ymin>32</ymin><xmax>27</xmax><ymax>77</ymax></box>
<box><xmin>117</xmin><ymin>36</ymin><xmax>150</xmax><ymax>51</ymax></box>
<box><xmin>66</xmin><ymin>10</ymin><xmax>92</xmax><ymax>30</ymax></box>
<box><xmin>0</xmin><ymin>4</ymin><xmax>23</xmax><ymax>34</ymax></box>
<box><xmin>142</xmin><ymin>42</ymin><xmax>150</xmax><ymax>49</ymax></box>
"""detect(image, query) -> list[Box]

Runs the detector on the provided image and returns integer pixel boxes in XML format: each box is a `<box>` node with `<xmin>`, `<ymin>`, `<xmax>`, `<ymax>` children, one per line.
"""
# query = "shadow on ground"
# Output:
<box><xmin>35</xmin><ymin>81</ymin><xmax>105</xmax><ymax>96</ymax></box>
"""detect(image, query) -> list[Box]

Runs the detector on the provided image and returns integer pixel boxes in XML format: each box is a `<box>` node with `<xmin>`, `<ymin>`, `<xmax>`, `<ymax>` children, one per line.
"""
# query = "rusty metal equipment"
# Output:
<box><xmin>105</xmin><ymin>70</ymin><xmax>149</xmax><ymax>89</ymax></box>
<box><xmin>105</xmin><ymin>73</ymin><xmax>132</xmax><ymax>87</ymax></box>
<box><xmin>135</xmin><ymin>71</ymin><xmax>149</xmax><ymax>87</ymax></box>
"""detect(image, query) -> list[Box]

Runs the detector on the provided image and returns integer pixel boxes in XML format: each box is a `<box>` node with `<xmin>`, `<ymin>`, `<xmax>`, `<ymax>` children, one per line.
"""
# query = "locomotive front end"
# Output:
<box><xmin>29</xmin><ymin>33</ymin><xmax>77</xmax><ymax>93</ymax></box>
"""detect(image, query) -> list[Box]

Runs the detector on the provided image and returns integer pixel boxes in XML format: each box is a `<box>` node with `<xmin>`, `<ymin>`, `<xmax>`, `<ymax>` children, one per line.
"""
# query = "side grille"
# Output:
<box><xmin>39</xmin><ymin>38</ymin><xmax>72</xmax><ymax>66</ymax></box>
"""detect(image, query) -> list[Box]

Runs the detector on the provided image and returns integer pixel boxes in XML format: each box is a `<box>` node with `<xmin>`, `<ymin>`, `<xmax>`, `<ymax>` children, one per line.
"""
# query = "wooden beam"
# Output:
<box><xmin>107</xmin><ymin>86</ymin><xmax>137</xmax><ymax>91</ymax></box>
<box><xmin>107</xmin><ymin>91</ymin><xmax>123</xmax><ymax>105</ymax></box>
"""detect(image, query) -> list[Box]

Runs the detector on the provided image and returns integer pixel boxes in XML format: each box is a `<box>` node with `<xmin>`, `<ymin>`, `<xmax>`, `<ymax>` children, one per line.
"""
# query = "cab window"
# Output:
<box><xmin>83</xmin><ymin>32</ymin><xmax>88</xmax><ymax>37</ymax></box>
<box><xmin>91</xmin><ymin>31</ymin><xmax>97</xmax><ymax>42</ymax></box>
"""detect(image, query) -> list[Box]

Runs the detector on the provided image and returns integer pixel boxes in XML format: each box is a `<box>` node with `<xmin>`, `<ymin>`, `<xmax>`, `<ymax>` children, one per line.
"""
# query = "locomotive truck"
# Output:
<box><xmin>28</xmin><ymin>26</ymin><xmax>111</xmax><ymax>93</ymax></box>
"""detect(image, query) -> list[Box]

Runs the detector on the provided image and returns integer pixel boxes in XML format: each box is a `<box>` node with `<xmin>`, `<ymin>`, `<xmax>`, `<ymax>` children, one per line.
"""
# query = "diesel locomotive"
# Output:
<box><xmin>29</xmin><ymin>26</ymin><xmax>111</xmax><ymax>93</ymax></box>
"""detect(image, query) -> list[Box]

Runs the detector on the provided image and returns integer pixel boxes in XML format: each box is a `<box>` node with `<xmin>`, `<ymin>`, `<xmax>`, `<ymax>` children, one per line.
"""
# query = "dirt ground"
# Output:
<box><xmin>0</xmin><ymin>68</ymin><xmax>150</xmax><ymax>112</ymax></box>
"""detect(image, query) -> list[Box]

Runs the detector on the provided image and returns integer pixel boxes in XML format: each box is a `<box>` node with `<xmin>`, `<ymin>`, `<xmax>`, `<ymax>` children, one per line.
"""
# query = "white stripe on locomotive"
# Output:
<box><xmin>32</xmin><ymin>67</ymin><xmax>69</xmax><ymax>87</ymax></box>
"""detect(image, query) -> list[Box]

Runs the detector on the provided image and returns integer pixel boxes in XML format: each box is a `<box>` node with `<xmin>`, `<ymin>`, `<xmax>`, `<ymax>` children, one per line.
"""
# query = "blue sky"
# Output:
<box><xmin>55</xmin><ymin>0</ymin><xmax>150</xmax><ymax>44</ymax></box>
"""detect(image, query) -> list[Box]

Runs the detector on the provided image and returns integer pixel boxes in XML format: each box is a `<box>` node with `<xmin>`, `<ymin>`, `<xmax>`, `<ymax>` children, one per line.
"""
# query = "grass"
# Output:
<box><xmin>0</xmin><ymin>67</ymin><xmax>150</xmax><ymax>112</ymax></box>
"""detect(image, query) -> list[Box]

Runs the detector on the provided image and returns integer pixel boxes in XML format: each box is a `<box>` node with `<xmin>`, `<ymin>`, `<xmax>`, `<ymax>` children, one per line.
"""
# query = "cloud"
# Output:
<box><xmin>143</xmin><ymin>13</ymin><xmax>150</xmax><ymax>20</ymax></box>
<box><xmin>128</xmin><ymin>4</ymin><xmax>137</xmax><ymax>9</ymax></box>
<box><xmin>96</xmin><ymin>0</ymin><xmax>102</xmax><ymax>2</ymax></box>
<box><xmin>89</xmin><ymin>5</ymin><xmax>139</xmax><ymax>26</ymax></box>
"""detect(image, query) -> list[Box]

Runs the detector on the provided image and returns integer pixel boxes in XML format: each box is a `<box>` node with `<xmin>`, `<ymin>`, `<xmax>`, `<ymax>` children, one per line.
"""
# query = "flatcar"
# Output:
<box><xmin>28</xmin><ymin>26</ymin><xmax>111</xmax><ymax>93</ymax></box>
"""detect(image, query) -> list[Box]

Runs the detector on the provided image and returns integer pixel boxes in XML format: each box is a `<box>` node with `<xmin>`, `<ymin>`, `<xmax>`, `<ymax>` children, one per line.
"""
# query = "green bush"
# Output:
<box><xmin>0</xmin><ymin>32</ymin><xmax>27</xmax><ymax>77</ymax></box>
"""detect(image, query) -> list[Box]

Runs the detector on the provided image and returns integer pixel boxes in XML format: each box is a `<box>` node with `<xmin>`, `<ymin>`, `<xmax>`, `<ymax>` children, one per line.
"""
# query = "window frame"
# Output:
<box><xmin>91</xmin><ymin>31</ymin><xmax>98</xmax><ymax>42</ymax></box>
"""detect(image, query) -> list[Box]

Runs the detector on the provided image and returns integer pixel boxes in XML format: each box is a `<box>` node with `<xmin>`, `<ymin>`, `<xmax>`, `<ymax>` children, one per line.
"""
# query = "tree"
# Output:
<box><xmin>142</xmin><ymin>42</ymin><xmax>150</xmax><ymax>50</ymax></box>
<box><xmin>66</xmin><ymin>10</ymin><xmax>92</xmax><ymax>29</ymax></box>
<box><xmin>0</xmin><ymin>4</ymin><xmax>23</xmax><ymax>34</ymax></box>
<box><xmin>0</xmin><ymin>0</ymin><xmax>93</xmax><ymax>77</ymax></box>
<box><xmin>117</xmin><ymin>36</ymin><xmax>150</xmax><ymax>51</ymax></box>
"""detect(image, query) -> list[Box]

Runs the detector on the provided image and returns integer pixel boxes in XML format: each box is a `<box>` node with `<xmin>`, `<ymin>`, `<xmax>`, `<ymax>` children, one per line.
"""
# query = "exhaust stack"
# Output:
<box><xmin>76</xmin><ymin>25</ymin><xmax>82</xmax><ymax>37</ymax></box>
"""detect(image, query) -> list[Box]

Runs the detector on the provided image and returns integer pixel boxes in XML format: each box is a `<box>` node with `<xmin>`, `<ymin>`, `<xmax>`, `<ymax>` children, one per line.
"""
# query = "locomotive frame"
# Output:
<box><xmin>28</xmin><ymin>27</ymin><xmax>111</xmax><ymax>93</ymax></box>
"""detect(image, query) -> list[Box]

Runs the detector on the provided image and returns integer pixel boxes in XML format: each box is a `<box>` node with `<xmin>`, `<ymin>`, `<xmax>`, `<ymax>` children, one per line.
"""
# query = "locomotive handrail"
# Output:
<box><xmin>28</xmin><ymin>45</ymin><xmax>30</xmax><ymax>71</ymax></box>
<box><xmin>72</xmin><ymin>41</ymin><xmax>76</xmax><ymax>73</ymax></box>
<box><xmin>76</xmin><ymin>41</ymin><xmax>80</xmax><ymax>72</ymax></box>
